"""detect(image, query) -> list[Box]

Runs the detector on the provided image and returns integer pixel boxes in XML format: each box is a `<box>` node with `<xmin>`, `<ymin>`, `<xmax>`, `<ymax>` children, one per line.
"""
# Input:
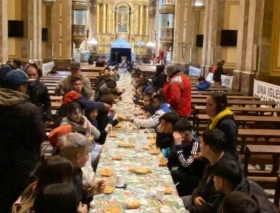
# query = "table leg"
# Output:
<box><xmin>272</xmin><ymin>154</ymin><xmax>280</xmax><ymax>175</ymax></box>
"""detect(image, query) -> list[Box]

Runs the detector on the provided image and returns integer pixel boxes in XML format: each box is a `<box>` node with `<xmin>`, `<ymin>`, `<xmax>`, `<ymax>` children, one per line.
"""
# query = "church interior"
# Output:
<box><xmin>1</xmin><ymin>0</ymin><xmax>280</xmax><ymax>212</ymax></box>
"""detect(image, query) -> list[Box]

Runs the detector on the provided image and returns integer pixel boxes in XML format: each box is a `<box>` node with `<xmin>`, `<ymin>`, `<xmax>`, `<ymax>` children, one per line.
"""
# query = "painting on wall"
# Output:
<box><xmin>117</xmin><ymin>6</ymin><xmax>129</xmax><ymax>33</ymax></box>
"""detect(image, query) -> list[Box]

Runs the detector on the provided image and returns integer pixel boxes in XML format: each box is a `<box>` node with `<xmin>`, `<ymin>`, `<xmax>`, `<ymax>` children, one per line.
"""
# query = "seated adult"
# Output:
<box><xmin>163</xmin><ymin>63</ymin><xmax>192</xmax><ymax>118</ymax></box>
<box><xmin>196</xmin><ymin>76</ymin><xmax>210</xmax><ymax>90</ymax></box>
<box><xmin>213</xmin><ymin>160</ymin><xmax>278</xmax><ymax>213</ymax></box>
<box><xmin>26</xmin><ymin>65</ymin><xmax>52</xmax><ymax>125</ymax></box>
<box><xmin>222</xmin><ymin>191</ymin><xmax>261</xmax><ymax>213</ymax></box>
<box><xmin>94</xmin><ymin>77</ymin><xmax>117</xmax><ymax>101</ymax></box>
<box><xmin>206</xmin><ymin>92</ymin><xmax>238</xmax><ymax>160</ymax></box>
<box><xmin>182</xmin><ymin>129</ymin><xmax>239</xmax><ymax>213</ymax></box>
<box><xmin>120</xmin><ymin>94</ymin><xmax>172</xmax><ymax>128</ymax></box>
<box><xmin>55</xmin><ymin>62</ymin><xmax>93</xmax><ymax>98</ymax></box>
<box><xmin>34</xmin><ymin>183</ymin><xmax>88</xmax><ymax>213</ymax></box>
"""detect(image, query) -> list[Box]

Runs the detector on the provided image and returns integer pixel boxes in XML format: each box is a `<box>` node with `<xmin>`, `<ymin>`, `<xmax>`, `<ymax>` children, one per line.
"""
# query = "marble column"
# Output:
<box><xmin>107</xmin><ymin>4</ymin><xmax>111</xmax><ymax>34</ymax></box>
<box><xmin>135</xmin><ymin>5</ymin><xmax>139</xmax><ymax>35</ymax></box>
<box><xmin>0</xmin><ymin>0</ymin><xmax>8</xmax><ymax>64</ymax></box>
<box><xmin>232</xmin><ymin>0</ymin><xmax>249</xmax><ymax>91</ymax></box>
<box><xmin>37</xmin><ymin>0</ymin><xmax>42</xmax><ymax>66</ymax></box>
<box><xmin>189</xmin><ymin>8</ymin><xmax>201</xmax><ymax>65</ymax></box>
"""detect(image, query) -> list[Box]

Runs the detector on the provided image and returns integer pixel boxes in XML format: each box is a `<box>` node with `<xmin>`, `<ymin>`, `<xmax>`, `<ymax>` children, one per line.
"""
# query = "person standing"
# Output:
<box><xmin>213</xmin><ymin>60</ymin><xmax>225</xmax><ymax>84</ymax></box>
<box><xmin>163</xmin><ymin>63</ymin><xmax>192</xmax><ymax>118</ymax></box>
<box><xmin>55</xmin><ymin>62</ymin><xmax>93</xmax><ymax>98</ymax></box>
<box><xmin>0</xmin><ymin>70</ymin><xmax>45</xmax><ymax>213</ymax></box>
<box><xmin>0</xmin><ymin>58</ymin><xmax>22</xmax><ymax>84</ymax></box>
<box><xmin>26</xmin><ymin>65</ymin><xmax>52</xmax><ymax>126</ymax></box>
<box><xmin>152</xmin><ymin>64</ymin><xmax>167</xmax><ymax>92</ymax></box>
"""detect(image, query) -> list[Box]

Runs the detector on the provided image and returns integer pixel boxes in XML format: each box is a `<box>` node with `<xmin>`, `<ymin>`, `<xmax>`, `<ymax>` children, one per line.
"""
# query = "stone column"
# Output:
<box><xmin>139</xmin><ymin>5</ymin><xmax>144</xmax><ymax>35</ymax></box>
<box><xmin>107</xmin><ymin>4</ymin><xmax>111</xmax><ymax>34</ymax></box>
<box><xmin>103</xmin><ymin>3</ymin><xmax>106</xmax><ymax>33</ymax></box>
<box><xmin>96</xmin><ymin>4</ymin><xmax>100</xmax><ymax>34</ymax></box>
<box><xmin>145</xmin><ymin>6</ymin><xmax>149</xmax><ymax>36</ymax></box>
<box><xmin>0</xmin><ymin>0</ymin><xmax>8</xmax><ymax>64</ymax></box>
<box><xmin>37</xmin><ymin>0</ymin><xmax>42</xmax><ymax>66</ymax></box>
<box><xmin>135</xmin><ymin>5</ymin><xmax>139</xmax><ymax>35</ymax></box>
<box><xmin>232</xmin><ymin>0</ymin><xmax>249</xmax><ymax>91</ymax></box>
<box><xmin>202</xmin><ymin>0</ymin><xmax>225</xmax><ymax>75</ymax></box>
<box><xmin>189</xmin><ymin>8</ymin><xmax>201</xmax><ymax>65</ymax></box>
<box><xmin>131</xmin><ymin>5</ymin><xmax>134</xmax><ymax>35</ymax></box>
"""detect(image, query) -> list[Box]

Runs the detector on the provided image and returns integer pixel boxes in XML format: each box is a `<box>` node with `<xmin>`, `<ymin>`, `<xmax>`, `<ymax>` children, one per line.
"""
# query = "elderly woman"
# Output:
<box><xmin>163</xmin><ymin>64</ymin><xmax>192</xmax><ymax>118</ymax></box>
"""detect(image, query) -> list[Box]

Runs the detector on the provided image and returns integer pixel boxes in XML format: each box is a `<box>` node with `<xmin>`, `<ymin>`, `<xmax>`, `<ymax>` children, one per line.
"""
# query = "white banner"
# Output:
<box><xmin>189</xmin><ymin>66</ymin><xmax>201</xmax><ymax>76</ymax></box>
<box><xmin>42</xmin><ymin>61</ymin><xmax>54</xmax><ymax>75</ymax></box>
<box><xmin>221</xmin><ymin>75</ymin><xmax>233</xmax><ymax>90</ymax></box>
<box><xmin>206</xmin><ymin>72</ymin><xmax>213</xmax><ymax>82</ymax></box>
<box><xmin>253</xmin><ymin>79</ymin><xmax>280</xmax><ymax>108</ymax></box>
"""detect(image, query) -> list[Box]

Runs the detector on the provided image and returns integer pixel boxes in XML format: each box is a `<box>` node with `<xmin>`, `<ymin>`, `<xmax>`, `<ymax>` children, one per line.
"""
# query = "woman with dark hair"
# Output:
<box><xmin>206</xmin><ymin>92</ymin><xmax>238</xmax><ymax>160</ymax></box>
<box><xmin>34</xmin><ymin>183</ymin><xmax>88</xmax><ymax>213</ymax></box>
<box><xmin>15</xmin><ymin>156</ymin><xmax>74</xmax><ymax>213</ymax></box>
<box><xmin>152</xmin><ymin>64</ymin><xmax>167</xmax><ymax>91</ymax></box>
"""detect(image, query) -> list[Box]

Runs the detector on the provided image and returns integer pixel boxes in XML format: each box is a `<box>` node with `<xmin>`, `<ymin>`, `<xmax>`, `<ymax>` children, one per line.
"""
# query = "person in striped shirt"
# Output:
<box><xmin>170</xmin><ymin>119</ymin><xmax>206</xmax><ymax>197</ymax></box>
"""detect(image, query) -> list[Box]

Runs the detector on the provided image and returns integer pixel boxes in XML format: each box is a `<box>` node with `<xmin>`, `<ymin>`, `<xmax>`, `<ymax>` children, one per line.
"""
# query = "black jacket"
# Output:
<box><xmin>0</xmin><ymin>88</ymin><xmax>45</xmax><ymax>180</ymax></box>
<box><xmin>189</xmin><ymin>152</ymin><xmax>239</xmax><ymax>213</ymax></box>
<box><xmin>215</xmin><ymin>115</ymin><xmax>238</xmax><ymax>160</ymax></box>
<box><xmin>217</xmin><ymin>179</ymin><xmax>278</xmax><ymax>213</ymax></box>
<box><xmin>152</xmin><ymin>72</ymin><xmax>167</xmax><ymax>91</ymax></box>
<box><xmin>213</xmin><ymin>65</ymin><xmax>224</xmax><ymax>83</ymax></box>
<box><xmin>156</xmin><ymin>132</ymin><xmax>173</xmax><ymax>149</ymax></box>
<box><xmin>0</xmin><ymin>64</ymin><xmax>13</xmax><ymax>85</ymax></box>
<box><xmin>28</xmin><ymin>80</ymin><xmax>52</xmax><ymax>121</ymax></box>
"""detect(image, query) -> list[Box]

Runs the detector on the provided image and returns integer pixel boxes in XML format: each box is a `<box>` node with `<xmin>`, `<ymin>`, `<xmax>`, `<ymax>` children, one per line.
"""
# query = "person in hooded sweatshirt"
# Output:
<box><xmin>212</xmin><ymin>160</ymin><xmax>278</xmax><ymax>213</ymax></box>
<box><xmin>196</xmin><ymin>76</ymin><xmax>211</xmax><ymax>91</ymax></box>
<box><xmin>0</xmin><ymin>70</ymin><xmax>45</xmax><ymax>213</ymax></box>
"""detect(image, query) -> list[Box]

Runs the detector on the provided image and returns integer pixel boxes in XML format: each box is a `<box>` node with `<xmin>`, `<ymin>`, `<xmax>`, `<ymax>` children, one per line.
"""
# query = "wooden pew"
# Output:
<box><xmin>191</xmin><ymin>91</ymin><xmax>242</xmax><ymax>95</ymax></box>
<box><xmin>191</xmin><ymin>87</ymin><xmax>230</xmax><ymax>92</ymax></box>
<box><xmin>192</xmin><ymin>99</ymin><xmax>277</xmax><ymax>107</ymax></box>
<box><xmin>192</xmin><ymin>95</ymin><xmax>260</xmax><ymax>100</ymax></box>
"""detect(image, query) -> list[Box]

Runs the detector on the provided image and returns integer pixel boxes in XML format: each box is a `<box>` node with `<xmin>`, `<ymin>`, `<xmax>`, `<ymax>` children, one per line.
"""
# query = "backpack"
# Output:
<box><xmin>212</xmin><ymin>65</ymin><xmax>219</xmax><ymax>74</ymax></box>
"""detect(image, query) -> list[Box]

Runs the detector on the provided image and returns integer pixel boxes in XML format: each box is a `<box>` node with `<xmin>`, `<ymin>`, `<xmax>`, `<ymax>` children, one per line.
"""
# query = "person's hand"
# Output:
<box><xmin>78</xmin><ymin>202</ymin><xmax>88</xmax><ymax>213</ymax></box>
<box><xmin>90</xmin><ymin>179</ymin><xmax>106</xmax><ymax>195</ymax></box>
<box><xmin>104</xmin><ymin>103</ymin><xmax>111</xmax><ymax>110</ymax></box>
<box><xmin>105</xmin><ymin>124</ymin><xmax>112</xmax><ymax>133</ymax></box>
<box><xmin>173</xmin><ymin>132</ymin><xmax>183</xmax><ymax>145</ymax></box>
<box><xmin>194</xmin><ymin>197</ymin><xmax>205</xmax><ymax>206</ymax></box>
<box><xmin>194</xmin><ymin>152</ymin><xmax>203</xmax><ymax>159</ymax></box>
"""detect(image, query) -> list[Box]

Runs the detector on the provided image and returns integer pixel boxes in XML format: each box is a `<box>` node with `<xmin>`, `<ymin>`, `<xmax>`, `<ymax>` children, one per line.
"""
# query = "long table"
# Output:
<box><xmin>91</xmin><ymin>73</ymin><xmax>185</xmax><ymax>212</ymax></box>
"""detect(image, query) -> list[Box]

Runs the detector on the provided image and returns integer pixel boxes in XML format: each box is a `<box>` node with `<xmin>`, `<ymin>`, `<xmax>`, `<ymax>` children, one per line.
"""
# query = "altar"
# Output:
<box><xmin>110</xmin><ymin>38</ymin><xmax>132</xmax><ymax>63</ymax></box>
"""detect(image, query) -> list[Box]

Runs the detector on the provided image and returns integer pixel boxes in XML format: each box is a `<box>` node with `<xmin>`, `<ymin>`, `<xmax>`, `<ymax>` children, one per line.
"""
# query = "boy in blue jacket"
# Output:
<box><xmin>196</xmin><ymin>76</ymin><xmax>210</xmax><ymax>90</ymax></box>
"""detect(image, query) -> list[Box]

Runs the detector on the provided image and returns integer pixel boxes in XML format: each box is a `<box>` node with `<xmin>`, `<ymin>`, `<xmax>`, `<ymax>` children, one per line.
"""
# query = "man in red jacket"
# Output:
<box><xmin>163</xmin><ymin>64</ymin><xmax>191</xmax><ymax>118</ymax></box>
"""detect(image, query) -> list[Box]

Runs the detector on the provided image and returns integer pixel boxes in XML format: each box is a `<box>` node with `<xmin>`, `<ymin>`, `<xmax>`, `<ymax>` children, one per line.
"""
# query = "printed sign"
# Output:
<box><xmin>42</xmin><ymin>61</ymin><xmax>54</xmax><ymax>75</ymax></box>
<box><xmin>189</xmin><ymin>66</ymin><xmax>201</xmax><ymax>76</ymax></box>
<box><xmin>253</xmin><ymin>79</ymin><xmax>280</xmax><ymax>108</ymax></box>
<box><xmin>206</xmin><ymin>72</ymin><xmax>213</xmax><ymax>82</ymax></box>
<box><xmin>221</xmin><ymin>75</ymin><xmax>233</xmax><ymax>90</ymax></box>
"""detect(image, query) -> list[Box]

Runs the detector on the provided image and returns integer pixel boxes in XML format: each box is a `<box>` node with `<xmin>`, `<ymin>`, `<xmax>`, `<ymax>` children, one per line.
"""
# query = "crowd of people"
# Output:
<box><xmin>0</xmin><ymin>59</ymin><xmax>278</xmax><ymax>213</ymax></box>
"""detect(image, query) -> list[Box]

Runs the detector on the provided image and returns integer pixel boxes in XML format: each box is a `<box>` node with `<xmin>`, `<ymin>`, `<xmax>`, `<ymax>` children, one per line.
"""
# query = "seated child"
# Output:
<box><xmin>14</xmin><ymin>156</ymin><xmax>74</xmax><ymax>213</ymax></box>
<box><xmin>170</xmin><ymin>119</ymin><xmax>205</xmax><ymax>196</ymax></box>
<box><xmin>142</xmin><ymin>94</ymin><xmax>154</xmax><ymax>118</ymax></box>
<box><xmin>58</xmin><ymin>133</ymin><xmax>105</xmax><ymax>204</ymax></box>
<box><xmin>84</xmin><ymin>102</ymin><xmax>99</xmax><ymax>129</ymax></box>
<box><xmin>60</xmin><ymin>102</ymin><xmax>102</xmax><ymax>163</ymax></box>
<box><xmin>34</xmin><ymin>183</ymin><xmax>88</xmax><ymax>213</ymax></box>
<box><xmin>196</xmin><ymin>76</ymin><xmax>211</xmax><ymax>90</ymax></box>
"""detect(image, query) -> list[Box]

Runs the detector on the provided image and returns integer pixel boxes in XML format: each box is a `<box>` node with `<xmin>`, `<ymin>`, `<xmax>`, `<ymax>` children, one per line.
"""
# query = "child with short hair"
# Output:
<box><xmin>71</xmin><ymin>77</ymin><xmax>91</xmax><ymax>99</ymax></box>
<box><xmin>171</xmin><ymin>119</ymin><xmax>206</xmax><ymax>196</ymax></box>
<box><xmin>58</xmin><ymin>133</ymin><xmax>105</xmax><ymax>204</ymax></box>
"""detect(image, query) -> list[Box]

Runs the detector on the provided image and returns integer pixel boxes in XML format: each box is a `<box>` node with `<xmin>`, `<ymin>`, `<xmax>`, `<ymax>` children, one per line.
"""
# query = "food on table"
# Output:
<box><xmin>149</xmin><ymin>139</ymin><xmax>156</xmax><ymax>146</ymax></box>
<box><xmin>101</xmin><ymin>168</ymin><xmax>113</xmax><ymax>177</ymax></box>
<box><xmin>104</xmin><ymin>206</ymin><xmax>121</xmax><ymax>213</ymax></box>
<box><xmin>149</xmin><ymin>148</ymin><xmax>161</xmax><ymax>155</ymax></box>
<box><xmin>159</xmin><ymin>156</ymin><xmax>168</xmax><ymax>167</ymax></box>
<box><xmin>143</xmin><ymin>145</ymin><xmax>150</xmax><ymax>151</ymax></box>
<box><xmin>103</xmin><ymin>185</ymin><xmax>115</xmax><ymax>194</ymax></box>
<box><xmin>165</xmin><ymin>186</ymin><xmax>173</xmax><ymax>195</ymax></box>
<box><xmin>126</xmin><ymin>201</ymin><xmax>141</xmax><ymax>209</ymax></box>
<box><xmin>129</xmin><ymin>167</ymin><xmax>152</xmax><ymax>174</ymax></box>
<box><xmin>114</xmin><ymin>123</ymin><xmax>122</xmax><ymax>128</ymax></box>
<box><xmin>117</xmin><ymin>142</ymin><xmax>135</xmax><ymax>148</ymax></box>
<box><xmin>108</xmin><ymin>132</ymin><xmax>117</xmax><ymax>137</ymax></box>
<box><xmin>112</xmin><ymin>155</ymin><xmax>123</xmax><ymax>161</ymax></box>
